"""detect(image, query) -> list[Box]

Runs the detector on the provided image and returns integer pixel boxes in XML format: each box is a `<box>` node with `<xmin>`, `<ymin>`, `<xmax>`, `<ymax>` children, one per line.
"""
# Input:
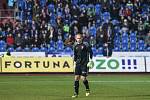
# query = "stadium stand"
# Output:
<box><xmin>0</xmin><ymin>0</ymin><xmax>149</xmax><ymax>55</ymax></box>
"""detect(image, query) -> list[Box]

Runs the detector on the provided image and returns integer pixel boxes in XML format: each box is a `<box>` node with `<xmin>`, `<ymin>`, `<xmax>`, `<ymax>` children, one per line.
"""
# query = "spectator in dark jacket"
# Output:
<box><xmin>14</xmin><ymin>33</ymin><xmax>22</xmax><ymax>48</ymax></box>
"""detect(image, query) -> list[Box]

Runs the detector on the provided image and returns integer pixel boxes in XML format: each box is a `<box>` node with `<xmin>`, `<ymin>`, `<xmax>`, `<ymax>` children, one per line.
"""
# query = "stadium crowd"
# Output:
<box><xmin>0</xmin><ymin>0</ymin><xmax>150</xmax><ymax>53</ymax></box>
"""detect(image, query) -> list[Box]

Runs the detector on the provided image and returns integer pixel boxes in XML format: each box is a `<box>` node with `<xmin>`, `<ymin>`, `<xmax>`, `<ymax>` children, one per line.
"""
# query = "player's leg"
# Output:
<box><xmin>72</xmin><ymin>75</ymin><xmax>80</xmax><ymax>97</ymax></box>
<box><xmin>81</xmin><ymin>76</ymin><xmax>90</xmax><ymax>96</ymax></box>
<box><xmin>72</xmin><ymin>66</ymin><xmax>81</xmax><ymax>98</ymax></box>
<box><xmin>81</xmin><ymin>67</ymin><xmax>90</xmax><ymax>96</ymax></box>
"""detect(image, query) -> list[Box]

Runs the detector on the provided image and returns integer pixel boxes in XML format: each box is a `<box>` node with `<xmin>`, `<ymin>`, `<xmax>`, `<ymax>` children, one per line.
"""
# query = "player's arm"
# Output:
<box><xmin>87</xmin><ymin>43</ymin><xmax>94</xmax><ymax>68</ymax></box>
<box><xmin>73</xmin><ymin>44</ymin><xmax>77</xmax><ymax>66</ymax></box>
<box><xmin>89</xmin><ymin>45</ymin><xmax>93</xmax><ymax>60</ymax></box>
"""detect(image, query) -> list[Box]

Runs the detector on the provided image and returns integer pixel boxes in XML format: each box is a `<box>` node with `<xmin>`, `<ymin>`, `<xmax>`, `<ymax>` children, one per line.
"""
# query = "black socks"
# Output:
<box><xmin>83</xmin><ymin>79</ymin><xmax>90</xmax><ymax>90</ymax></box>
<box><xmin>74</xmin><ymin>80</ymin><xmax>79</xmax><ymax>95</ymax></box>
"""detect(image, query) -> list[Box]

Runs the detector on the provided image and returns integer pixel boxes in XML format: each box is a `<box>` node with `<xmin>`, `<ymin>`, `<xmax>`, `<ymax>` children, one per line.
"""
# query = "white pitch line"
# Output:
<box><xmin>90</xmin><ymin>80</ymin><xmax>150</xmax><ymax>83</ymax></box>
<box><xmin>0</xmin><ymin>80</ymin><xmax>150</xmax><ymax>84</ymax></box>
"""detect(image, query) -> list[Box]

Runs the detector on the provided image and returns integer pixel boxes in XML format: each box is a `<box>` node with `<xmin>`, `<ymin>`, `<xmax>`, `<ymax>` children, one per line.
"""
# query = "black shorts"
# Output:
<box><xmin>74</xmin><ymin>66</ymin><xmax>89</xmax><ymax>77</ymax></box>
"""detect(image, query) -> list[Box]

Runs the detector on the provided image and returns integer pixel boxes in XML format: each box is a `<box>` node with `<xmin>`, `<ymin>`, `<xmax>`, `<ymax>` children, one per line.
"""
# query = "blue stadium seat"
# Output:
<box><xmin>88</xmin><ymin>4</ymin><xmax>94</xmax><ymax>8</ymax></box>
<box><xmin>91</xmin><ymin>47</ymin><xmax>97</xmax><ymax>56</ymax></box>
<box><xmin>130</xmin><ymin>32</ymin><xmax>136</xmax><ymax>40</ymax></box>
<box><xmin>114</xmin><ymin>39</ymin><xmax>120</xmax><ymax>44</ymax></box>
<box><xmin>138</xmin><ymin>46</ymin><xmax>145</xmax><ymax>51</ymax></box>
<box><xmin>23</xmin><ymin>47</ymin><xmax>30</xmax><ymax>52</ymax></box>
<box><xmin>64</xmin><ymin>47</ymin><xmax>73</xmax><ymax>53</ymax></box>
<box><xmin>138</xmin><ymin>40</ymin><xmax>145</xmax><ymax>45</ymax></box>
<box><xmin>130</xmin><ymin>44</ymin><xmax>137</xmax><ymax>51</ymax></box>
<box><xmin>56</xmin><ymin>47</ymin><xmax>64</xmax><ymax>53</ymax></box>
<box><xmin>114</xmin><ymin>36</ymin><xmax>121</xmax><ymax>41</ymax></box>
<box><xmin>102</xmin><ymin>12</ymin><xmax>111</xmax><ymax>21</ymax></box>
<box><xmin>147</xmin><ymin>47</ymin><xmax>150</xmax><ymax>51</ymax></box>
<box><xmin>48</xmin><ymin>4</ymin><xmax>55</xmax><ymax>13</ymax></box>
<box><xmin>130</xmin><ymin>42</ymin><xmax>136</xmax><ymax>46</ymax></box>
<box><xmin>17</xmin><ymin>0</ymin><xmax>25</xmax><ymax>10</ymax></box>
<box><xmin>114</xmin><ymin>43</ymin><xmax>121</xmax><ymax>49</ymax></box>
<box><xmin>32</xmin><ymin>47</ymin><xmax>40</xmax><ymax>52</ymax></box>
<box><xmin>122</xmin><ymin>37</ymin><xmax>128</xmax><ymax>44</ymax></box>
<box><xmin>130</xmin><ymin>32</ymin><xmax>136</xmax><ymax>37</ymax></box>
<box><xmin>95</xmin><ymin>4</ymin><xmax>101</xmax><ymax>16</ymax></box>
<box><xmin>111</xmin><ymin>19</ymin><xmax>119</xmax><ymax>26</ymax></box>
<box><xmin>0</xmin><ymin>47</ymin><xmax>6</xmax><ymax>52</ymax></box>
<box><xmin>56</xmin><ymin>40</ymin><xmax>64</xmax><ymax>49</ymax></box>
<box><xmin>40</xmin><ymin>47</ymin><xmax>48</xmax><ymax>52</ymax></box>
<box><xmin>87</xmin><ymin>4</ymin><xmax>94</xmax><ymax>13</ymax></box>
<box><xmin>114</xmin><ymin>26</ymin><xmax>120</xmax><ymax>33</ymax></box>
<box><xmin>89</xmin><ymin>26</ymin><xmax>96</xmax><ymax>36</ymax></box>
<box><xmin>48</xmin><ymin>47</ymin><xmax>55</xmax><ymax>54</ymax></box>
<box><xmin>97</xmin><ymin>47</ymin><xmax>103</xmax><ymax>55</ymax></box>
<box><xmin>80</xmin><ymin>4</ymin><xmax>87</xmax><ymax>12</ymax></box>
<box><xmin>50</xmin><ymin>40</ymin><xmax>55</xmax><ymax>48</ymax></box>
<box><xmin>7</xmin><ymin>47</ymin><xmax>15</xmax><ymax>52</ymax></box>
<box><xmin>0</xmin><ymin>40</ymin><xmax>6</xmax><ymax>47</ymax></box>
<box><xmin>50</xmin><ymin>19</ymin><xmax>56</xmax><ymax>26</ymax></box>
<box><xmin>40</xmin><ymin>0</ymin><xmax>46</xmax><ymax>7</ymax></box>
<box><xmin>50</xmin><ymin>13</ymin><xmax>56</xmax><ymax>21</ymax></box>
<box><xmin>130</xmin><ymin>38</ymin><xmax>136</xmax><ymax>44</ymax></box>
<box><xmin>137</xmin><ymin>40</ymin><xmax>145</xmax><ymax>51</ymax></box>
<box><xmin>122</xmin><ymin>32</ymin><xmax>128</xmax><ymax>37</ymax></box>
<box><xmin>71</xmin><ymin>0</ymin><xmax>79</xmax><ymax>5</ymax></box>
<box><xmin>122</xmin><ymin>44</ymin><xmax>129</xmax><ymax>51</ymax></box>
<box><xmin>57</xmin><ymin>11</ymin><xmax>63</xmax><ymax>18</ymax></box>
<box><xmin>96</xmin><ymin>19</ymin><xmax>101</xmax><ymax>27</ymax></box>
<box><xmin>113</xmin><ymin>46</ymin><xmax>121</xmax><ymax>52</ymax></box>
<box><xmin>16</xmin><ymin>47</ymin><xmax>22</xmax><ymax>52</ymax></box>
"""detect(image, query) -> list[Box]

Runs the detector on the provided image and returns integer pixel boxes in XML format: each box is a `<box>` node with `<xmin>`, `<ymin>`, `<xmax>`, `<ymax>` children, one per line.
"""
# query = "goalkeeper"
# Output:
<box><xmin>72</xmin><ymin>34</ymin><xmax>93</xmax><ymax>98</ymax></box>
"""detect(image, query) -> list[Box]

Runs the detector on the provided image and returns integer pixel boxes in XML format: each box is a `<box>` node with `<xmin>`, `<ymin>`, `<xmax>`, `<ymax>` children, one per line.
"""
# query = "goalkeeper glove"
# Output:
<box><xmin>87</xmin><ymin>60</ymin><xmax>94</xmax><ymax>69</ymax></box>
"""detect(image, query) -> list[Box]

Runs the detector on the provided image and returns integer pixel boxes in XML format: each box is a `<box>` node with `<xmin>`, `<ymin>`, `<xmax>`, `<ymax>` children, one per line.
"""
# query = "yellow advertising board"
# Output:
<box><xmin>2</xmin><ymin>57</ymin><xmax>73</xmax><ymax>72</ymax></box>
<box><xmin>0</xmin><ymin>57</ymin><xmax>2</xmax><ymax>72</ymax></box>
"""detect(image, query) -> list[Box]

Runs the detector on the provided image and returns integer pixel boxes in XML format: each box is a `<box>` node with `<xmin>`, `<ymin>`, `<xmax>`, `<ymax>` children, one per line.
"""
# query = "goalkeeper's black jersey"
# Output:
<box><xmin>73</xmin><ymin>42</ymin><xmax>93</xmax><ymax>66</ymax></box>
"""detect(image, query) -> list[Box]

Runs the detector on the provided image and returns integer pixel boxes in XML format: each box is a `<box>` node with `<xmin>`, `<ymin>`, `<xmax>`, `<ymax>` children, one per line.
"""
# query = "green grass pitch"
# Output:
<box><xmin>0</xmin><ymin>74</ymin><xmax>150</xmax><ymax>100</ymax></box>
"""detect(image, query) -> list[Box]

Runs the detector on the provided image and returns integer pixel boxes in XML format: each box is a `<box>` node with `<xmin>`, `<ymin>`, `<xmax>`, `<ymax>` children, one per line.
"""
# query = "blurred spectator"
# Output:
<box><xmin>71</xmin><ymin>25</ymin><xmax>79</xmax><ymax>36</ymax></box>
<box><xmin>0</xmin><ymin>34</ymin><xmax>5</xmax><ymax>41</ymax></box>
<box><xmin>6</xmin><ymin>33</ymin><xmax>14</xmax><ymax>48</ymax></box>
<box><xmin>110</xmin><ymin>2</ymin><xmax>120</xmax><ymax>20</ymax></box>
<box><xmin>70</xmin><ymin>5</ymin><xmax>79</xmax><ymax>20</ymax></box>
<box><xmin>63</xmin><ymin>23</ymin><xmax>70</xmax><ymax>34</ymax></box>
<box><xmin>14</xmin><ymin>33</ymin><xmax>22</xmax><ymax>48</ymax></box>
<box><xmin>120</xmin><ymin>19</ymin><xmax>129</xmax><ymax>33</ymax></box>
<box><xmin>79</xmin><ymin>12</ymin><xmax>88</xmax><ymax>30</ymax></box>
<box><xmin>82</xmin><ymin>26</ymin><xmax>88</xmax><ymax>36</ymax></box>
<box><xmin>40</xmin><ymin>33</ymin><xmax>48</xmax><ymax>47</ymax></box>
<box><xmin>40</xmin><ymin>9</ymin><xmax>49</xmax><ymax>22</ymax></box>
<box><xmin>102</xmin><ymin>22</ymin><xmax>114</xmax><ymax>57</ymax></box>
<box><xmin>22</xmin><ymin>34</ymin><xmax>31</xmax><ymax>48</ymax></box>
<box><xmin>0</xmin><ymin>27</ymin><xmax>3</xmax><ymax>38</ymax></box>
<box><xmin>145</xmin><ymin>31</ymin><xmax>150</xmax><ymax>47</ymax></box>
<box><xmin>47</xmin><ymin>26</ymin><xmax>58</xmax><ymax>42</ymax></box>
<box><xmin>56</xmin><ymin>16</ymin><xmax>64</xmax><ymax>33</ymax></box>
<box><xmin>137</xmin><ymin>20</ymin><xmax>145</xmax><ymax>39</ymax></box>
<box><xmin>64</xmin><ymin>34</ymin><xmax>75</xmax><ymax>48</ymax></box>
<box><xmin>31</xmin><ymin>34</ymin><xmax>39</xmax><ymax>47</ymax></box>
<box><xmin>7</xmin><ymin>0</ymin><xmax>15</xmax><ymax>9</ymax></box>
<box><xmin>89</xmin><ymin>35</ymin><xmax>96</xmax><ymax>47</ymax></box>
<box><xmin>96</xmin><ymin>26</ymin><xmax>104</xmax><ymax>48</ymax></box>
<box><xmin>33</xmin><ymin>1</ymin><xmax>41</xmax><ymax>22</ymax></box>
<box><xmin>0</xmin><ymin>0</ymin><xmax>149</xmax><ymax>52</ymax></box>
<box><xmin>83</xmin><ymin>33</ymin><xmax>90</xmax><ymax>43</ymax></box>
<box><xmin>123</xmin><ymin>7</ymin><xmax>132</xmax><ymax>17</ymax></box>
